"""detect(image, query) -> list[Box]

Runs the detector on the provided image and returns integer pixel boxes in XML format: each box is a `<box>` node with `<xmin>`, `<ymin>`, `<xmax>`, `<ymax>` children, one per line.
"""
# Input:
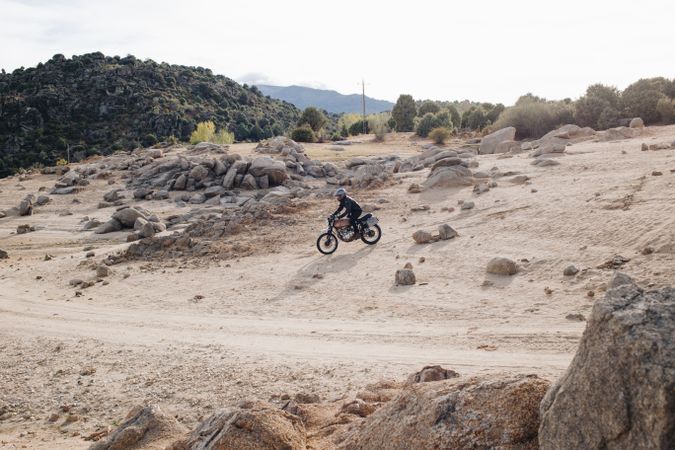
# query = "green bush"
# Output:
<box><xmin>417</xmin><ymin>101</ymin><xmax>440</xmax><ymax>116</ymax></box>
<box><xmin>415</xmin><ymin>113</ymin><xmax>438</xmax><ymax>137</ymax></box>
<box><xmin>429</xmin><ymin>127</ymin><xmax>451</xmax><ymax>144</ymax></box>
<box><xmin>141</xmin><ymin>133</ymin><xmax>158</xmax><ymax>147</ymax></box>
<box><xmin>349</xmin><ymin>120</ymin><xmax>369</xmax><ymax>136</ymax></box>
<box><xmin>291</xmin><ymin>125</ymin><xmax>316</xmax><ymax>143</ymax></box>
<box><xmin>299</xmin><ymin>107</ymin><xmax>327</xmax><ymax>132</ymax></box>
<box><xmin>446</xmin><ymin>105</ymin><xmax>461</xmax><ymax>130</ymax></box>
<box><xmin>656</xmin><ymin>97</ymin><xmax>675</xmax><ymax>124</ymax></box>
<box><xmin>392</xmin><ymin>94</ymin><xmax>416</xmax><ymax>131</ymax></box>
<box><xmin>575</xmin><ymin>84</ymin><xmax>622</xmax><ymax>129</ymax></box>
<box><xmin>622</xmin><ymin>78</ymin><xmax>671</xmax><ymax>124</ymax></box>
<box><xmin>493</xmin><ymin>100</ymin><xmax>574</xmax><ymax>139</ymax></box>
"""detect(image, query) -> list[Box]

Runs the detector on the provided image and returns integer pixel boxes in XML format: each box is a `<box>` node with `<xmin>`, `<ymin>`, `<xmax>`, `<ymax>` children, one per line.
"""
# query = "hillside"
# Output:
<box><xmin>257</xmin><ymin>84</ymin><xmax>394</xmax><ymax>114</ymax></box>
<box><xmin>0</xmin><ymin>53</ymin><xmax>300</xmax><ymax>177</ymax></box>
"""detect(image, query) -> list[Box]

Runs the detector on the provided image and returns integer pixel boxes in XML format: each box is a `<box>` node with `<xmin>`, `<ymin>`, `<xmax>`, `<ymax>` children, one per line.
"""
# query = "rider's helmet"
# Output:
<box><xmin>334</xmin><ymin>187</ymin><xmax>346</xmax><ymax>199</ymax></box>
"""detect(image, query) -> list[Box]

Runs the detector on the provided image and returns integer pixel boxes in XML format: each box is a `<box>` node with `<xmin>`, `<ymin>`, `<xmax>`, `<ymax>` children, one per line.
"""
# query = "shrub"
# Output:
<box><xmin>429</xmin><ymin>127</ymin><xmax>451</xmax><ymax>144</ymax></box>
<box><xmin>190</xmin><ymin>121</ymin><xmax>234</xmax><ymax>144</ymax></box>
<box><xmin>56</xmin><ymin>158</ymin><xmax>68</xmax><ymax>166</ymax></box>
<box><xmin>446</xmin><ymin>105</ymin><xmax>461</xmax><ymax>130</ymax></box>
<box><xmin>597</xmin><ymin>107</ymin><xmax>620</xmax><ymax>130</ymax></box>
<box><xmin>417</xmin><ymin>101</ymin><xmax>440</xmax><ymax>116</ymax></box>
<box><xmin>415</xmin><ymin>113</ymin><xmax>438</xmax><ymax>137</ymax></box>
<box><xmin>349</xmin><ymin>120</ymin><xmax>369</xmax><ymax>136</ymax></box>
<box><xmin>575</xmin><ymin>84</ymin><xmax>622</xmax><ymax>129</ymax></box>
<box><xmin>493</xmin><ymin>101</ymin><xmax>574</xmax><ymax>139</ymax></box>
<box><xmin>392</xmin><ymin>94</ymin><xmax>416</xmax><ymax>131</ymax></box>
<box><xmin>656</xmin><ymin>97</ymin><xmax>675</xmax><ymax>124</ymax></box>
<box><xmin>299</xmin><ymin>107</ymin><xmax>327</xmax><ymax>132</ymax></box>
<box><xmin>141</xmin><ymin>133</ymin><xmax>158</xmax><ymax>147</ymax></box>
<box><xmin>337</xmin><ymin>113</ymin><xmax>361</xmax><ymax>132</ymax></box>
<box><xmin>466</xmin><ymin>108</ymin><xmax>487</xmax><ymax>130</ymax></box>
<box><xmin>368</xmin><ymin>113</ymin><xmax>391</xmax><ymax>142</ymax></box>
<box><xmin>340</xmin><ymin>125</ymin><xmax>349</xmax><ymax>137</ymax></box>
<box><xmin>622</xmin><ymin>78</ymin><xmax>671</xmax><ymax>124</ymax></box>
<box><xmin>291</xmin><ymin>125</ymin><xmax>316</xmax><ymax>143</ymax></box>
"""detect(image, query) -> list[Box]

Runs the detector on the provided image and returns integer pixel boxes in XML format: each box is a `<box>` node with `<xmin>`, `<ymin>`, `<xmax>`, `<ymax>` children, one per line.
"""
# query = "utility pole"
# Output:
<box><xmin>361</xmin><ymin>79</ymin><xmax>367</xmax><ymax>135</ymax></box>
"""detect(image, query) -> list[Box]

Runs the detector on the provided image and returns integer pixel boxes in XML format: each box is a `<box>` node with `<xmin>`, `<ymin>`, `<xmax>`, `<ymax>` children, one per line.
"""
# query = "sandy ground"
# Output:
<box><xmin>1</xmin><ymin>127</ymin><xmax>674</xmax><ymax>449</ymax></box>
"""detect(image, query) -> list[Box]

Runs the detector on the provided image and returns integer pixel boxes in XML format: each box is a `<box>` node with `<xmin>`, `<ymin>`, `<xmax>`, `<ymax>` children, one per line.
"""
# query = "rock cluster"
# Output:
<box><xmin>95</xmin><ymin>206</ymin><xmax>165</xmax><ymax>238</ymax></box>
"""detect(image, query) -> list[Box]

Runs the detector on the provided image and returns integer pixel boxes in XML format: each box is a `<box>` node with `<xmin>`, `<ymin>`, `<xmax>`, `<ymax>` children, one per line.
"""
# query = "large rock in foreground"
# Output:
<box><xmin>169</xmin><ymin>401</ymin><xmax>306</xmax><ymax>450</ymax></box>
<box><xmin>539</xmin><ymin>273</ymin><xmax>675</xmax><ymax>450</ymax></box>
<box><xmin>479</xmin><ymin>126</ymin><xmax>516</xmax><ymax>155</ymax></box>
<box><xmin>90</xmin><ymin>405</ymin><xmax>187</xmax><ymax>450</ymax></box>
<box><xmin>339</xmin><ymin>374</ymin><xmax>549</xmax><ymax>450</ymax></box>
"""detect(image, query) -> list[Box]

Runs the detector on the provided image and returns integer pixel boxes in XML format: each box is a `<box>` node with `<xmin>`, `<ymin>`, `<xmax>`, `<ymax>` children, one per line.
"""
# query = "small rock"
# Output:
<box><xmin>418</xmin><ymin>257</ymin><xmax>425</xmax><ymax>263</ymax></box>
<box><xmin>652</xmin><ymin>171</ymin><xmax>662</xmax><ymax>176</ymax></box>
<box><xmin>412</xmin><ymin>230</ymin><xmax>434</xmax><ymax>244</ymax></box>
<box><xmin>340</xmin><ymin>399</ymin><xmax>377</xmax><ymax>418</ymax></box>
<box><xmin>410</xmin><ymin>204</ymin><xmax>430</xmax><ymax>212</ymax></box>
<box><xmin>96</xmin><ymin>265</ymin><xmax>110</xmax><ymax>278</ymax></box>
<box><xmin>565</xmin><ymin>313</ymin><xmax>586</xmax><ymax>321</ymax></box>
<box><xmin>404</xmin><ymin>262</ymin><xmax>413</xmax><ymax>270</ymax></box>
<box><xmin>486</xmin><ymin>257</ymin><xmax>518</xmax><ymax>275</ymax></box>
<box><xmin>563</xmin><ymin>265</ymin><xmax>579</xmax><ymax>276</ymax></box>
<box><xmin>641</xmin><ymin>246</ymin><xmax>654</xmax><ymax>255</ymax></box>
<box><xmin>44</xmin><ymin>254</ymin><xmax>54</xmax><ymax>261</ymax></box>
<box><xmin>629</xmin><ymin>117</ymin><xmax>644</xmax><ymax>128</ymax></box>
<box><xmin>408</xmin><ymin>183</ymin><xmax>423</xmax><ymax>193</ymax></box>
<box><xmin>79</xmin><ymin>365</ymin><xmax>96</xmax><ymax>376</ymax></box>
<box><xmin>0</xmin><ymin>249</ymin><xmax>8</xmax><ymax>259</ymax></box>
<box><xmin>460</xmin><ymin>201</ymin><xmax>475</xmax><ymax>210</ymax></box>
<box><xmin>395</xmin><ymin>269</ymin><xmax>416</xmax><ymax>286</ymax></box>
<box><xmin>438</xmin><ymin>224</ymin><xmax>457</xmax><ymax>240</ymax></box>
<box><xmin>16</xmin><ymin>224</ymin><xmax>35</xmax><ymax>234</ymax></box>
<box><xmin>406</xmin><ymin>365</ymin><xmax>460</xmax><ymax>383</ymax></box>
<box><xmin>544</xmin><ymin>286</ymin><xmax>553</xmax><ymax>295</ymax></box>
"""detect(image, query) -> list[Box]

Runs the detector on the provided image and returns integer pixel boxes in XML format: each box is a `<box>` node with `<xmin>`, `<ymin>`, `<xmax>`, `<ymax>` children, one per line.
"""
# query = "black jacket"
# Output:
<box><xmin>333</xmin><ymin>196</ymin><xmax>362</xmax><ymax>218</ymax></box>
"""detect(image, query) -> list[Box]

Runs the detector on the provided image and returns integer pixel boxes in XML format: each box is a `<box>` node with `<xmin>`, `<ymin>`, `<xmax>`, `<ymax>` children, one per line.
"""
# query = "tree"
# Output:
<box><xmin>446</xmin><ymin>105</ymin><xmax>461</xmax><ymax>130</ymax></box>
<box><xmin>574</xmin><ymin>84</ymin><xmax>622</xmax><ymax>130</ymax></box>
<box><xmin>298</xmin><ymin>107</ymin><xmax>327</xmax><ymax>132</ymax></box>
<box><xmin>622</xmin><ymin>78</ymin><xmax>670</xmax><ymax>124</ymax></box>
<box><xmin>415</xmin><ymin>113</ymin><xmax>438</xmax><ymax>137</ymax></box>
<box><xmin>392</xmin><ymin>94</ymin><xmax>416</xmax><ymax>132</ymax></box>
<box><xmin>417</xmin><ymin>101</ymin><xmax>440</xmax><ymax>116</ymax></box>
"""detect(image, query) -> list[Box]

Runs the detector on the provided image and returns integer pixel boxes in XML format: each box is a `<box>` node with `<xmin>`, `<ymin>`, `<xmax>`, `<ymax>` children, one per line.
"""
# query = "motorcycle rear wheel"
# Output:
<box><xmin>360</xmin><ymin>224</ymin><xmax>382</xmax><ymax>245</ymax></box>
<box><xmin>317</xmin><ymin>232</ymin><xmax>338</xmax><ymax>254</ymax></box>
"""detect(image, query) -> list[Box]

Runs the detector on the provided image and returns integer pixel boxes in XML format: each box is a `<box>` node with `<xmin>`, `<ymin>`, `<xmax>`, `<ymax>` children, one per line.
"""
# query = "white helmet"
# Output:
<box><xmin>334</xmin><ymin>187</ymin><xmax>347</xmax><ymax>197</ymax></box>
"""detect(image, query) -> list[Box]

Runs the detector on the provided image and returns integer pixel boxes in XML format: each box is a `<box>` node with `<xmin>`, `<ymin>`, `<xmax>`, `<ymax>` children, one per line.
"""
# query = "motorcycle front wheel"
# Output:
<box><xmin>360</xmin><ymin>224</ymin><xmax>382</xmax><ymax>245</ymax></box>
<box><xmin>317</xmin><ymin>233</ymin><xmax>338</xmax><ymax>254</ymax></box>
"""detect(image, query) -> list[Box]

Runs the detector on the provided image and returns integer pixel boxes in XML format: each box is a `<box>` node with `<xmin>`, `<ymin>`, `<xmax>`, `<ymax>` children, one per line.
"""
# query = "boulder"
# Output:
<box><xmin>260</xmin><ymin>189</ymin><xmax>291</xmax><ymax>205</ymax></box>
<box><xmin>430</xmin><ymin>157</ymin><xmax>462</xmax><ymax>172</ymax></box>
<box><xmin>423</xmin><ymin>166</ymin><xmax>473</xmax><ymax>189</ymax></box>
<box><xmin>95</xmin><ymin>219</ymin><xmax>123</xmax><ymax>234</ymax></box>
<box><xmin>257</xmin><ymin>175</ymin><xmax>269</xmax><ymax>190</ymax></box>
<box><xmin>406</xmin><ymin>365</ymin><xmax>460</xmax><ymax>383</ymax></box>
<box><xmin>16</xmin><ymin>224</ymin><xmax>35</xmax><ymax>234</ymax></box>
<box><xmin>173</xmin><ymin>174</ymin><xmax>187</xmax><ymax>190</ymax></box>
<box><xmin>18</xmin><ymin>198</ymin><xmax>33</xmax><ymax>216</ymax></box>
<box><xmin>412</xmin><ymin>230</ymin><xmax>434</xmax><ymax>244</ymax></box>
<box><xmin>629</xmin><ymin>117</ymin><xmax>644</xmax><ymax>128</ymax></box>
<box><xmin>168</xmin><ymin>401</ymin><xmax>306</xmax><ymax>450</ymax></box>
<box><xmin>241</xmin><ymin>173</ymin><xmax>258</xmax><ymax>190</ymax></box>
<box><xmin>495</xmin><ymin>139</ymin><xmax>521</xmax><ymax>154</ymax></box>
<box><xmin>189</xmin><ymin>193</ymin><xmax>206</xmax><ymax>204</ymax></box>
<box><xmin>138</xmin><ymin>222</ymin><xmax>156</xmax><ymax>239</ymax></box>
<box><xmin>479</xmin><ymin>127</ymin><xmax>516</xmax><ymax>155</ymax></box>
<box><xmin>486</xmin><ymin>257</ymin><xmax>518</xmax><ymax>275</ymax></box>
<box><xmin>339</xmin><ymin>374</ymin><xmax>550</xmax><ymax>450</ymax></box>
<box><xmin>90</xmin><ymin>405</ymin><xmax>187</xmax><ymax>450</ymax></box>
<box><xmin>133</xmin><ymin>187</ymin><xmax>153</xmax><ymax>199</ymax></box>
<box><xmin>96</xmin><ymin>265</ymin><xmax>110</xmax><ymax>278</ymax></box>
<box><xmin>112</xmin><ymin>207</ymin><xmax>147</xmax><ymax>228</ymax></box>
<box><xmin>460</xmin><ymin>201</ymin><xmax>475</xmax><ymax>210</ymax></box>
<box><xmin>103</xmin><ymin>189</ymin><xmax>123</xmax><ymax>203</ymax></box>
<box><xmin>189</xmin><ymin>164</ymin><xmax>209</xmax><ymax>181</ymax></box>
<box><xmin>0</xmin><ymin>249</ymin><xmax>8</xmax><ymax>259</ymax></box>
<box><xmin>134</xmin><ymin>217</ymin><xmax>149</xmax><ymax>231</ymax></box>
<box><xmin>395</xmin><ymin>269</ymin><xmax>416</xmax><ymax>286</ymax></box>
<box><xmin>248</xmin><ymin>157</ymin><xmax>289</xmax><ymax>186</ymax></box>
<box><xmin>532</xmin><ymin>142</ymin><xmax>566</xmax><ymax>157</ymax></box>
<box><xmin>539</xmin><ymin>274</ymin><xmax>674</xmax><ymax>450</ymax></box>
<box><xmin>204</xmin><ymin>185</ymin><xmax>225</xmax><ymax>198</ymax></box>
<box><xmin>438</xmin><ymin>224</ymin><xmax>458</xmax><ymax>240</ymax></box>
<box><xmin>35</xmin><ymin>195</ymin><xmax>50</xmax><ymax>206</ymax></box>
<box><xmin>83</xmin><ymin>219</ymin><xmax>103</xmax><ymax>231</ymax></box>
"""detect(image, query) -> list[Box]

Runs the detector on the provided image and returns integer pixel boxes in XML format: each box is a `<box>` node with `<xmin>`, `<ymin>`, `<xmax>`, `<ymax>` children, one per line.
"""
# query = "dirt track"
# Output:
<box><xmin>1</xmin><ymin>127</ymin><xmax>675</xmax><ymax>448</ymax></box>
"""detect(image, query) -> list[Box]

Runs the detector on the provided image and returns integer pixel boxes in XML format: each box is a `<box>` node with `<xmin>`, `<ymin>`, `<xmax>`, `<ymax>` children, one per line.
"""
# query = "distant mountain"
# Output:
<box><xmin>257</xmin><ymin>85</ymin><xmax>394</xmax><ymax>114</ymax></box>
<box><xmin>0</xmin><ymin>53</ymin><xmax>300</xmax><ymax>177</ymax></box>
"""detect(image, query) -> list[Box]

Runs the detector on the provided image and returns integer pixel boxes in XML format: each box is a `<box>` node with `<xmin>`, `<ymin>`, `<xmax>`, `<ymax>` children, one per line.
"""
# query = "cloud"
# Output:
<box><xmin>237</xmin><ymin>72</ymin><xmax>273</xmax><ymax>85</ymax></box>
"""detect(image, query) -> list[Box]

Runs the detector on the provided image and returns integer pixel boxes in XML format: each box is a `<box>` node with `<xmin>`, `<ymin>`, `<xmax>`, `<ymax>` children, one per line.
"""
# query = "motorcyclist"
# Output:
<box><xmin>331</xmin><ymin>187</ymin><xmax>362</xmax><ymax>234</ymax></box>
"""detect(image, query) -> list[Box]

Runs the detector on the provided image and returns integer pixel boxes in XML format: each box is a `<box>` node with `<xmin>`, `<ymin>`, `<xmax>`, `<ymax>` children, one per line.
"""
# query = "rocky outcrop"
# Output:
<box><xmin>89</xmin><ymin>405</ymin><xmax>187</xmax><ymax>450</ymax></box>
<box><xmin>168</xmin><ymin>401</ymin><xmax>306</xmax><ymax>450</ymax></box>
<box><xmin>479</xmin><ymin>127</ymin><xmax>516</xmax><ymax>155</ymax></box>
<box><xmin>596</xmin><ymin>126</ymin><xmax>642</xmax><ymax>141</ymax></box>
<box><xmin>422</xmin><ymin>165</ymin><xmax>474</xmax><ymax>189</ymax></box>
<box><xmin>539</xmin><ymin>273</ymin><xmax>674</xmax><ymax>450</ymax></box>
<box><xmin>338</xmin><ymin>374</ymin><xmax>550</xmax><ymax>450</ymax></box>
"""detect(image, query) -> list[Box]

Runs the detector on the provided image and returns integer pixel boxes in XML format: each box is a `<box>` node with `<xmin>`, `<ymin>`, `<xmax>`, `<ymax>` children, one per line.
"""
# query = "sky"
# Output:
<box><xmin>1</xmin><ymin>0</ymin><xmax>674</xmax><ymax>105</ymax></box>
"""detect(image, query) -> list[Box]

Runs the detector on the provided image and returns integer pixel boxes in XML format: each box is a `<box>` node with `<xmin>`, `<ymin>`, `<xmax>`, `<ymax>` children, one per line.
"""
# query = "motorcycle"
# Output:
<box><xmin>316</xmin><ymin>214</ymin><xmax>382</xmax><ymax>254</ymax></box>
